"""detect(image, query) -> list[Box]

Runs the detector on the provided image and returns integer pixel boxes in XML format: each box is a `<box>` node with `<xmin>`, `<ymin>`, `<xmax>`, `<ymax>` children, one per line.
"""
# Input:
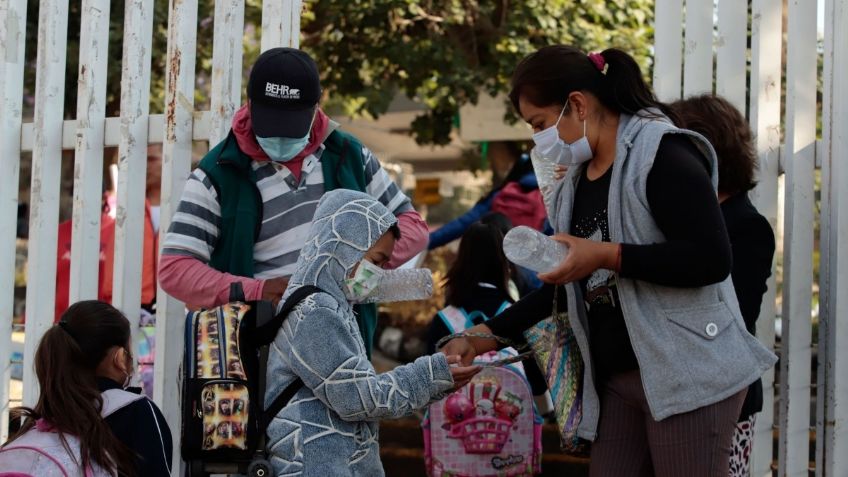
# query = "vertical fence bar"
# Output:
<box><xmin>749</xmin><ymin>0</ymin><xmax>783</xmax><ymax>473</ymax></box>
<box><xmin>652</xmin><ymin>0</ymin><xmax>684</xmax><ymax>101</ymax></box>
<box><xmin>261</xmin><ymin>0</ymin><xmax>283</xmax><ymax>51</ymax></box>
<box><xmin>0</xmin><ymin>0</ymin><xmax>28</xmax><ymax>440</ymax></box>
<box><xmin>818</xmin><ymin>0</ymin><xmax>848</xmax><ymax>474</ymax></box>
<box><xmin>22</xmin><ymin>0</ymin><xmax>70</xmax><ymax>406</ymax></box>
<box><xmin>261</xmin><ymin>0</ymin><xmax>301</xmax><ymax>51</ymax></box>
<box><xmin>208</xmin><ymin>0</ymin><xmax>245</xmax><ymax>146</ymax></box>
<box><xmin>715</xmin><ymin>0</ymin><xmax>748</xmax><ymax>112</ymax></box>
<box><xmin>682</xmin><ymin>0</ymin><xmax>714</xmax><ymax>96</ymax></box>
<box><xmin>69</xmin><ymin>0</ymin><xmax>111</xmax><ymax>303</ymax></box>
<box><xmin>112</xmin><ymin>0</ymin><xmax>153</xmax><ymax>346</ymax></box>
<box><xmin>779</xmin><ymin>0</ymin><xmax>818</xmax><ymax>474</ymax></box>
<box><xmin>155</xmin><ymin>0</ymin><xmax>198</xmax><ymax>473</ymax></box>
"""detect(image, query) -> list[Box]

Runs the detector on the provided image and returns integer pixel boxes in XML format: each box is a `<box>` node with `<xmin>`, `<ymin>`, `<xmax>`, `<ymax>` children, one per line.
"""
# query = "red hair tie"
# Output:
<box><xmin>588</xmin><ymin>52</ymin><xmax>609</xmax><ymax>75</ymax></box>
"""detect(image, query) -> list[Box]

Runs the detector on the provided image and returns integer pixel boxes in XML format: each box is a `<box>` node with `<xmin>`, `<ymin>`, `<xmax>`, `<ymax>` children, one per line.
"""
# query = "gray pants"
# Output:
<box><xmin>589</xmin><ymin>370</ymin><xmax>746</xmax><ymax>477</ymax></box>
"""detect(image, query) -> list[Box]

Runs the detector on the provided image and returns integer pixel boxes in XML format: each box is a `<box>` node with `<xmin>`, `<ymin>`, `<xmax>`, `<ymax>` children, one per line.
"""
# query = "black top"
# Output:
<box><xmin>571</xmin><ymin>165</ymin><xmax>637</xmax><ymax>379</ymax></box>
<box><xmin>487</xmin><ymin>135</ymin><xmax>732</xmax><ymax>382</ymax></box>
<box><xmin>98</xmin><ymin>378</ymin><xmax>173</xmax><ymax>477</ymax></box>
<box><xmin>721</xmin><ymin>193</ymin><xmax>775</xmax><ymax>420</ymax></box>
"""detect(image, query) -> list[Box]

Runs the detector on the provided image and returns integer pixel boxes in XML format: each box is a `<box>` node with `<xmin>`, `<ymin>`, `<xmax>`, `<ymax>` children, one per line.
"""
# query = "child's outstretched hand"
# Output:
<box><xmin>445</xmin><ymin>355</ymin><xmax>480</xmax><ymax>390</ymax></box>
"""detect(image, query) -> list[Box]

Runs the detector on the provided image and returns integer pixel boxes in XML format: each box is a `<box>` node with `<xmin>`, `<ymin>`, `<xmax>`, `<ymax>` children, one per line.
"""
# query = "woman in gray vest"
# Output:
<box><xmin>441</xmin><ymin>45</ymin><xmax>777</xmax><ymax>476</ymax></box>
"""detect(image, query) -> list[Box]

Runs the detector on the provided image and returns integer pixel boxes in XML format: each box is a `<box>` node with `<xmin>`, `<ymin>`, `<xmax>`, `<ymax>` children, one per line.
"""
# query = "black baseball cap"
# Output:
<box><xmin>247</xmin><ymin>48</ymin><xmax>322</xmax><ymax>138</ymax></box>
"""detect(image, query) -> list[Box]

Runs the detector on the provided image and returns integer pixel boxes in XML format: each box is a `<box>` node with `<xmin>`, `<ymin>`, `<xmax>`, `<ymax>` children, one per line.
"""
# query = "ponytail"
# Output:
<box><xmin>5</xmin><ymin>301</ymin><xmax>136</xmax><ymax>476</ymax></box>
<box><xmin>509</xmin><ymin>45</ymin><xmax>680</xmax><ymax>125</ymax></box>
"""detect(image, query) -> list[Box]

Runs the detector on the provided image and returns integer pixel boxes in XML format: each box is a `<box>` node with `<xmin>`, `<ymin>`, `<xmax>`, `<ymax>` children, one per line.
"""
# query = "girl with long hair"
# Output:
<box><xmin>442</xmin><ymin>46</ymin><xmax>776</xmax><ymax>476</ymax></box>
<box><xmin>1</xmin><ymin>300</ymin><xmax>172</xmax><ymax>476</ymax></box>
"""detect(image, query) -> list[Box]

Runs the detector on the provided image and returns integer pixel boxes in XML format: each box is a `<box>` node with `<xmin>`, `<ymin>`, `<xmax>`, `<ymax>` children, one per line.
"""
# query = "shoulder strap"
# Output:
<box><xmin>101</xmin><ymin>389</ymin><xmax>146</xmax><ymax>418</ymax></box>
<box><xmin>438</xmin><ymin>306</ymin><xmax>471</xmax><ymax>333</ymax></box>
<box><xmin>256</xmin><ymin>286</ymin><xmax>323</xmax><ymax>433</ymax></box>
<box><xmin>250</xmin><ymin>285</ymin><xmax>322</xmax><ymax>346</ymax></box>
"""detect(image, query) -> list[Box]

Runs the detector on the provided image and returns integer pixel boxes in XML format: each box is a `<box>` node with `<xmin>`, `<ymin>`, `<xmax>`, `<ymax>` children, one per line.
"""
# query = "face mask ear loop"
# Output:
<box><xmin>583</xmin><ymin>117</ymin><xmax>587</xmax><ymax>138</ymax></box>
<box><xmin>554</xmin><ymin>99</ymin><xmax>569</xmax><ymax>128</ymax></box>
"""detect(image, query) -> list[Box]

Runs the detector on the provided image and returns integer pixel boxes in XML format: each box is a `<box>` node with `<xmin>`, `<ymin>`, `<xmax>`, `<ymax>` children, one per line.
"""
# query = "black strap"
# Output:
<box><xmin>261</xmin><ymin>377</ymin><xmax>304</xmax><ymax>432</ymax></box>
<box><xmin>250</xmin><ymin>285</ymin><xmax>322</xmax><ymax>346</ymax></box>
<box><xmin>257</xmin><ymin>285</ymin><xmax>322</xmax><ymax>432</ymax></box>
<box><xmin>229</xmin><ymin>281</ymin><xmax>246</xmax><ymax>302</ymax></box>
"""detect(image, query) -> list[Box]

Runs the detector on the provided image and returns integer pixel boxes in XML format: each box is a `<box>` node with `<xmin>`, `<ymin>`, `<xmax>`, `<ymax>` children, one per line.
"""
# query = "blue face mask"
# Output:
<box><xmin>256</xmin><ymin>134</ymin><xmax>310</xmax><ymax>162</ymax></box>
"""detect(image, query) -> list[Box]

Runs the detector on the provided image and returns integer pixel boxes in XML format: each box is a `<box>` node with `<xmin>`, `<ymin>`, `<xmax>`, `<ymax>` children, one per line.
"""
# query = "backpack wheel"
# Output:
<box><xmin>248</xmin><ymin>459</ymin><xmax>273</xmax><ymax>477</ymax></box>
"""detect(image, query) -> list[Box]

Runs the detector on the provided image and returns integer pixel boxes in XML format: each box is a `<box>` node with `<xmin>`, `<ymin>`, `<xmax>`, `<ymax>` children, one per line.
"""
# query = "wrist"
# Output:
<box><xmin>467</xmin><ymin>324</ymin><xmax>498</xmax><ymax>354</ymax></box>
<box><xmin>603</xmin><ymin>242</ymin><xmax>621</xmax><ymax>271</ymax></box>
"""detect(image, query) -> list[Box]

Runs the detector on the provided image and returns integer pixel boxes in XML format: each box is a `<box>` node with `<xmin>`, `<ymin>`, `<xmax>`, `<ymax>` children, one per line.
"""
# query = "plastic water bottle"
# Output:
<box><xmin>502</xmin><ymin>226</ymin><xmax>568</xmax><ymax>274</ymax></box>
<box><xmin>529</xmin><ymin>147</ymin><xmax>558</xmax><ymax>217</ymax></box>
<box><xmin>361</xmin><ymin>268</ymin><xmax>434</xmax><ymax>303</ymax></box>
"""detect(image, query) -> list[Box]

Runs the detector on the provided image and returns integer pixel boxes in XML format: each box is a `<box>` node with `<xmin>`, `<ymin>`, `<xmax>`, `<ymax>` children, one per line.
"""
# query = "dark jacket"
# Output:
<box><xmin>98</xmin><ymin>378</ymin><xmax>172</xmax><ymax>476</ymax></box>
<box><xmin>721</xmin><ymin>193</ymin><xmax>776</xmax><ymax>420</ymax></box>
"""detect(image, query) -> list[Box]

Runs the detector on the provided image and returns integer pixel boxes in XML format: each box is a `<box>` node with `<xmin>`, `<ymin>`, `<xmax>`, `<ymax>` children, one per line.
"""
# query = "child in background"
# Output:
<box><xmin>1</xmin><ymin>301</ymin><xmax>172</xmax><ymax>476</ymax></box>
<box><xmin>671</xmin><ymin>94</ymin><xmax>776</xmax><ymax>477</ymax></box>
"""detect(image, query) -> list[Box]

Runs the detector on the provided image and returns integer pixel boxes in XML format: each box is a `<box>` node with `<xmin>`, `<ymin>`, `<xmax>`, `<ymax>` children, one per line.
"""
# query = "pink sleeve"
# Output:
<box><xmin>158</xmin><ymin>254</ymin><xmax>266</xmax><ymax>308</ymax></box>
<box><xmin>386</xmin><ymin>210</ymin><xmax>429</xmax><ymax>269</ymax></box>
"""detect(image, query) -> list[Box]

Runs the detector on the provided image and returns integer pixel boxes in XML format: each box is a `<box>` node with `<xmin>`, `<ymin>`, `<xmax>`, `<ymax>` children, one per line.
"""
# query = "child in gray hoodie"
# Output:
<box><xmin>264</xmin><ymin>189</ymin><xmax>477</xmax><ymax>476</ymax></box>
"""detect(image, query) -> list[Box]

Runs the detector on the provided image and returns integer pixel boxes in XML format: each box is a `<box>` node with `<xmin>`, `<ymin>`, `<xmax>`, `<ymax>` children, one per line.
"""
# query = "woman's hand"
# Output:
<box><xmin>554</xmin><ymin>164</ymin><xmax>568</xmax><ymax>180</ymax></box>
<box><xmin>538</xmin><ymin>234</ymin><xmax>620</xmax><ymax>285</ymax></box>
<box><xmin>445</xmin><ymin>355</ymin><xmax>481</xmax><ymax>390</ymax></box>
<box><xmin>439</xmin><ymin>323</ymin><xmax>499</xmax><ymax>367</ymax></box>
<box><xmin>440</xmin><ymin>337</ymin><xmax>478</xmax><ymax>367</ymax></box>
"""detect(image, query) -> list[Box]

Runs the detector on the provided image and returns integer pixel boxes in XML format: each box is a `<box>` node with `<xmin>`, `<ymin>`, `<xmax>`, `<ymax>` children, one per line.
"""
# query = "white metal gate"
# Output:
<box><xmin>655</xmin><ymin>0</ymin><xmax>848</xmax><ymax>475</ymax></box>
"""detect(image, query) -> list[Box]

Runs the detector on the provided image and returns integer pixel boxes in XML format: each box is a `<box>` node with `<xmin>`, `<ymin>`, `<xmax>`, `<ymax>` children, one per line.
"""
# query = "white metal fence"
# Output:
<box><xmin>655</xmin><ymin>0</ymin><xmax>848</xmax><ymax>475</ymax></box>
<box><xmin>1</xmin><ymin>0</ymin><xmax>846</xmax><ymax>476</ymax></box>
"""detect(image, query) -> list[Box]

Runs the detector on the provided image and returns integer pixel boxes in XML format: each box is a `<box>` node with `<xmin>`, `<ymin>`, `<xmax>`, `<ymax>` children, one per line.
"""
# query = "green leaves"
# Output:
<box><xmin>301</xmin><ymin>0</ymin><xmax>655</xmax><ymax>144</ymax></box>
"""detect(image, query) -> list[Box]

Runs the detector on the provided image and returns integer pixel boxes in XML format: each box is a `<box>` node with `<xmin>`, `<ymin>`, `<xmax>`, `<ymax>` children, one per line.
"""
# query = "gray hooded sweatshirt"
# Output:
<box><xmin>552</xmin><ymin>111</ymin><xmax>778</xmax><ymax>441</ymax></box>
<box><xmin>264</xmin><ymin>189</ymin><xmax>453</xmax><ymax>476</ymax></box>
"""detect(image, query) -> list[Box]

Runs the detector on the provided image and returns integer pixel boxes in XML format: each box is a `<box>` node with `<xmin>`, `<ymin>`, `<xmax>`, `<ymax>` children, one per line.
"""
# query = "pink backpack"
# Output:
<box><xmin>0</xmin><ymin>389</ymin><xmax>144</xmax><ymax>477</ymax></box>
<box><xmin>491</xmin><ymin>182</ymin><xmax>547</xmax><ymax>231</ymax></box>
<box><xmin>423</xmin><ymin>306</ymin><xmax>542</xmax><ymax>476</ymax></box>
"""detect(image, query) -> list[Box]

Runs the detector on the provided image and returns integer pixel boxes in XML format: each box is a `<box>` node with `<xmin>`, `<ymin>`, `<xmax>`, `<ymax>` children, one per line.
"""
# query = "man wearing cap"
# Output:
<box><xmin>158</xmin><ymin>48</ymin><xmax>428</xmax><ymax>355</ymax></box>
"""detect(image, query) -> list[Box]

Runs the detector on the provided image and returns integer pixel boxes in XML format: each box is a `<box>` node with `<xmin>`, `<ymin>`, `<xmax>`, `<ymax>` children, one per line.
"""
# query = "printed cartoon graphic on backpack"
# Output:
<box><xmin>425</xmin><ymin>303</ymin><xmax>542</xmax><ymax>476</ymax></box>
<box><xmin>183</xmin><ymin>301</ymin><xmax>254</xmax><ymax>457</ymax></box>
<box><xmin>424</xmin><ymin>367</ymin><xmax>542</xmax><ymax>476</ymax></box>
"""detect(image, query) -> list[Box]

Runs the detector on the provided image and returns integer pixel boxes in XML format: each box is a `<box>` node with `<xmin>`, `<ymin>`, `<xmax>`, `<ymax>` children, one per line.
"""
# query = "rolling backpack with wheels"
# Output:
<box><xmin>423</xmin><ymin>304</ymin><xmax>543</xmax><ymax>476</ymax></box>
<box><xmin>181</xmin><ymin>283</ymin><xmax>319</xmax><ymax>477</ymax></box>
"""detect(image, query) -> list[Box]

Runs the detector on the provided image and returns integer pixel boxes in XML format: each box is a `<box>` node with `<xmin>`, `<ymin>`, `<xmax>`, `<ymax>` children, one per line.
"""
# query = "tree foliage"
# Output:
<box><xmin>23</xmin><ymin>0</ymin><xmax>654</xmax><ymax>146</ymax></box>
<box><xmin>300</xmin><ymin>0</ymin><xmax>655</xmax><ymax>144</ymax></box>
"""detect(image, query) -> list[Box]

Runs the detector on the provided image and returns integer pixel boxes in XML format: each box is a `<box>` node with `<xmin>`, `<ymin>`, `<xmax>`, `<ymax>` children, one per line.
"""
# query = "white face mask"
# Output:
<box><xmin>531</xmin><ymin>100</ymin><xmax>594</xmax><ymax>166</ymax></box>
<box><xmin>344</xmin><ymin>258</ymin><xmax>384</xmax><ymax>303</ymax></box>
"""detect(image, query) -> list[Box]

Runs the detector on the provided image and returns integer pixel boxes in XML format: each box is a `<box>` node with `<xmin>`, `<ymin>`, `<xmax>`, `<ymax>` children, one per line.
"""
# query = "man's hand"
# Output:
<box><xmin>262</xmin><ymin>277</ymin><xmax>290</xmax><ymax>307</ymax></box>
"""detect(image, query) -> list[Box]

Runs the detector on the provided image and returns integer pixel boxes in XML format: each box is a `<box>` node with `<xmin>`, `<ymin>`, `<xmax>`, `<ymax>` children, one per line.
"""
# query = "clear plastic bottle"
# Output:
<box><xmin>360</xmin><ymin>268</ymin><xmax>434</xmax><ymax>303</ymax></box>
<box><xmin>502</xmin><ymin>226</ymin><xmax>568</xmax><ymax>274</ymax></box>
<box><xmin>529</xmin><ymin>147</ymin><xmax>558</xmax><ymax>217</ymax></box>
